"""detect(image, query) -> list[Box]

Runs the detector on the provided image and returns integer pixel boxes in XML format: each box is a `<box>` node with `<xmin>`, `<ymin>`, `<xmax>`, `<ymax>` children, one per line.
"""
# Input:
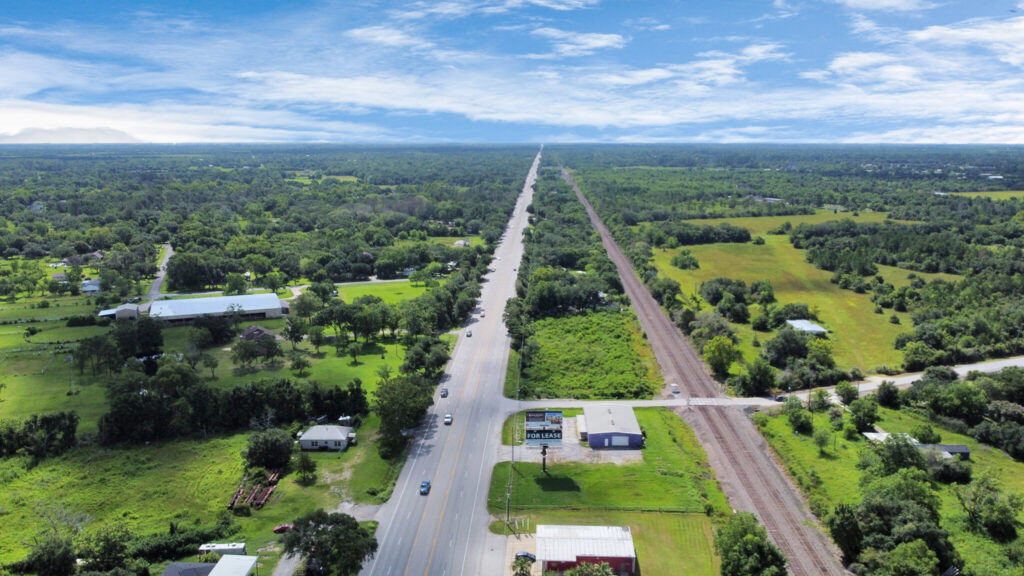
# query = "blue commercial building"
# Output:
<box><xmin>583</xmin><ymin>405</ymin><xmax>643</xmax><ymax>449</ymax></box>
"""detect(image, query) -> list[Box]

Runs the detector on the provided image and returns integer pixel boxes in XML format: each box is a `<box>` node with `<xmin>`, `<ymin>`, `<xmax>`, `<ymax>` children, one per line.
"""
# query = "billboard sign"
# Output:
<box><xmin>524</xmin><ymin>411</ymin><xmax>562</xmax><ymax>446</ymax></box>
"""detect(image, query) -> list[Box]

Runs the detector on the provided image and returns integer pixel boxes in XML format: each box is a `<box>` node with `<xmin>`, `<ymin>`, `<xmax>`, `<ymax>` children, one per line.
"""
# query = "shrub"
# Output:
<box><xmin>835</xmin><ymin>381</ymin><xmax>858</xmax><ymax>405</ymax></box>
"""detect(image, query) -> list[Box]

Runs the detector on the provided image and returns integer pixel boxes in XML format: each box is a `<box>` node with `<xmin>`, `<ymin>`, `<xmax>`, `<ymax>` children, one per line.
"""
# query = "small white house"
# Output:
<box><xmin>298</xmin><ymin>425</ymin><xmax>352</xmax><ymax>452</ymax></box>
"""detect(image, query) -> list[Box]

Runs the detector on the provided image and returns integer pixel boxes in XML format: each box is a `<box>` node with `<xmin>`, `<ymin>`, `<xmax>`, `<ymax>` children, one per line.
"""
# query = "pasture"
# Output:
<box><xmin>652</xmin><ymin>212</ymin><xmax>960</xmax><ymax>373</ymax></box>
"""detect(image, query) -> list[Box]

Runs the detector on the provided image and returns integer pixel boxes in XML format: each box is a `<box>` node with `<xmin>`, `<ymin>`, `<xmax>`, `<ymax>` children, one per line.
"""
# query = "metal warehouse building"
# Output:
<box><xmin>537</xmin><ymin>525</ymin><xmax>637</xmax><ymax>575</ymax></box>
<box><xmin>582</xmin><ymin>405</ymin><xmax>643</xmax><ymax>449</ymax></box>
<box><xmin>148</xmin><ymin>293</ymin><xmax>284</xmax><ymax>324</ymax></box>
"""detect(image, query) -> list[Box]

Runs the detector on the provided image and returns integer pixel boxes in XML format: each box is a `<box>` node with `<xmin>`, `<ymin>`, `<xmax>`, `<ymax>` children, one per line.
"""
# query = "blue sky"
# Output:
<box><xmin>1</xmin><ymin>0</ymin><xmax>1023</xmax><ymax>143</ymax></box>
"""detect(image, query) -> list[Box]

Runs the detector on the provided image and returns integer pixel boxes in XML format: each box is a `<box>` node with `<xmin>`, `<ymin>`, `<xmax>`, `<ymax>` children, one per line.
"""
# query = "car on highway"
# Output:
<box><xmin>480</xmin><ymin>311</ymin><xmax>486</xmax><ymax>317</ymax></box>
<box><xmin>440</xmin><ymin>387</ymin><xmax>448</xmax><ymax>398</ymax></box>
<box><xmin>466</xmin><ymin>330</ymin><xmax>472</xmax><ymax>337</ymax></box>
<box><xmin>420</xmin><ymin>481</ymin><xmax>431</xmax><ymax>495</ymax></box>
<box><xmin>273</xmin><ymin>523</ymin><xmax>294</xmax><ymax>534</ymax></box>
<box><xmin>444</xmin><ymin>413</ymin><xmax>453</xmax><ymax>425</ymax></box>
<box><xmin>515</xmin><ymin>552</ymin><xmax>536</xmax><ymax>562</ymax></box>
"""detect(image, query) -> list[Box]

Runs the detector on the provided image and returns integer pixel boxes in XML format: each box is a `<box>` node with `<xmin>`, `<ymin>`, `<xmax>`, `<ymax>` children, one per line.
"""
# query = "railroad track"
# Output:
<box><xmin>563</xmin><ymin>166</ymin><xmax>846</xmax><ymax>576</ymax></box>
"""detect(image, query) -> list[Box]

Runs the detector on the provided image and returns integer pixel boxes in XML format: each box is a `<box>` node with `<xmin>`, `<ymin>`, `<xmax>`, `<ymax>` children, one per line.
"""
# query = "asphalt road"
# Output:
<box><xmin>146</xmin><ymin>243</ymin><xmax>174</xmax><ymax>301</ymax></box>
<box><xmin>361</xmin><ymin>149</ymin><xmax>542</xmax><ymax>576</ymax></box>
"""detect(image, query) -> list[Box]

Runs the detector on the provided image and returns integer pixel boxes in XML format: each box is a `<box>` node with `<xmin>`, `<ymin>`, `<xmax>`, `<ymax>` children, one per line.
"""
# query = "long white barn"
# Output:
<box><xmin>148</xmin><ymin>293</ymin><xmax>285</xmax><ymax>323</ymax></box>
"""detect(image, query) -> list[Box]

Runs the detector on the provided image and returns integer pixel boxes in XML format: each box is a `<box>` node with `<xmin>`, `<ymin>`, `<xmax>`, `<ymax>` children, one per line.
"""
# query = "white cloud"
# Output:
<box><xmin>528</xmin><ymin>27</ymin><xmax>627</xmax><ymax>57</ymax></box>
<box><xmin>587</xmin><ymin>68</ymin><xmax>675</xmax><ymax>86</ymax></box>
<box><xmin>828</xmin><ymin>0</ymin><xmax>936</xmax><ymax>11</ymax></box>
<box><xmin>345</xmin><ymin>26</ymin><xmax>435</xmax><ymax>49</ymax></box>
<box><xmin>910</xmin><ymin>17</ymin><xmax>1024</xmax><ymax>67</ymax></box>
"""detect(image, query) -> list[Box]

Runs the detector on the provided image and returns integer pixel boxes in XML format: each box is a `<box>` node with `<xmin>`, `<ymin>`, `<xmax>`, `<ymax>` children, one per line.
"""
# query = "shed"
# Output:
<box><xmin>98</xmin><ymin>303</ymin><xmax>140</xmax><ymax>321</ymax></box>
<box><xmin>536</xmin><ymin>525</ymin><xmax>637</xmax><ymax>575</ymax></box>
<box><xmin>298</xmin><ymin>425</ymin><xmax>352</xmax><ymax>452</ymax></box>
<box><xmin>208</xmin><ymin>556</ymin><xmax>258</xmax><ymax>576</ymax></box>
<box><xmin>82</xmin><ymin>279</ymin><xmax>101</xmax><ymax>296</ymax></box>
<box><xmin>240</xmin><ymin>325</ymin><xmax>274</xmax><ymax>342</ymax></box>
<box><xmin>149</xmin><ymin>293</ymin><xmax>283</xmax><ymax>324</ymax></box>
<box><xmin>786</xmin><ymin>319</ymin><xmax>827</xmax><ymax>336</ymax></box>
<box><xmin>583</xmin><ymin>406</ymin><xmax>643</xmax><ymax>449</ymax></box>
<box><xmin>160</xmin><ymin>564</ymin><xmax>215</xmax><ymax>576</ymax></box>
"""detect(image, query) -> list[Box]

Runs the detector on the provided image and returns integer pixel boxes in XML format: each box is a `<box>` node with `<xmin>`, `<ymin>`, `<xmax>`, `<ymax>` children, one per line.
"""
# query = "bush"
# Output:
<box><xmin>835</xmin><ymin>381</ymin><xmax>858</xmax><ymax>405</ymax></box>
<box><xmin>244</xmin><ymin>429</ymin><xmax>293</xmax><ymax>469</ymax></box>
<box><xmin>911</xmin><ymin>424</ymin><xmax>940</xmax><ymax>444</ymax></box>
<box><xmin>875</xmin><ymin>381</ymin><xmax>900</xmax><ymax>408</ymax></box>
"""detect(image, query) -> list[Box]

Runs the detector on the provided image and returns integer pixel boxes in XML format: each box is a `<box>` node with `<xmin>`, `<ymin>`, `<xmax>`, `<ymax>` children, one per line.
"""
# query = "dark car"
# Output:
<box><xmin>515</xmin><ymin>552</ymin><xmax>536</xmax><ymax>562</ymax></box>
<box><xmin>420</xmin><ymin>481</ymin><xmax>431</xmax><ymax>495</ymax></box>
<box><xmin>440</xmin><ymin>387</ymin><xmax>449</xmax><ymax>398</ymax></box>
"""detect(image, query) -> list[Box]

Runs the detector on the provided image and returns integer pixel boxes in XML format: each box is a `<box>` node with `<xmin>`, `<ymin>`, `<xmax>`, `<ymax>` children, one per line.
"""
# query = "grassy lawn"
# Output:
<box><xmin>489</xmin><ymin>408</ymin><xmax>730</xmax><ymax>516</ymax></box>
<box><xmin>335</xmin><ymin>280</ymin><xmax>430</xmax><ymax>305</ymax></box>
<box><xmin>497</xmin><ymin>510</ymin><xmax>718</xmax><ymax>576</ymax></box>
<box><xmin>513</xmin><ymin>310</ymin><xmax>662</xmax><ymax>399</ymax></box>
<box><xmin>756</xmin><ymin>406</ymin><xmax>1024</xmax><ymax>576</ymax></box>
<box><xmin>951</xmin><ymin>190</ymin><xmax>1024</xmax><ymax>200</ymax></box>
<box><xmin>427</xmin><ymin>235</ymin><xmax>486</xmax><ymax>248</ymax></box>
<box><xmin>652</xmin><ymin>216</ymin><xmax>959</xmax><ymax>374</ymax></box>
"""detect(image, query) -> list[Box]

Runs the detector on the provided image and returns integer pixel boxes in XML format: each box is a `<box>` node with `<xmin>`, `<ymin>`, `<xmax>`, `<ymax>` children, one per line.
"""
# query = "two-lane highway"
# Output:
<box><xmin>362</xmin><ymin>149</ymin><xmax>541</xmax><ymax>576</ymax></box>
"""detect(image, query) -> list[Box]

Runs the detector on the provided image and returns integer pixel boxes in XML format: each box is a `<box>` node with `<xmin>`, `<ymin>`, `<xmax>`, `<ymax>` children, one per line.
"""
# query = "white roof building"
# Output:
<box><xmin>299</xmin><ymin>424</ymin><xmax>353</xmax><ymax>452</ymax></box>
<box><xmin>786</xmin><ymin>319</ymin><xmax>827</xmax><ymax>335</ymax></box>
<box><xmin>537</xmin><ymin>525</ymin><xmax>637</xmax><ymax>573</ymax></box>
<box><xmin>149</xmin><ymin>293</ymin><xmax>283</xmax><ymax>322</ymax></box>
<box><xmin>208</xmin><ymin>555</ymin><xmax>258</xmax><ymax>576</ymax></box>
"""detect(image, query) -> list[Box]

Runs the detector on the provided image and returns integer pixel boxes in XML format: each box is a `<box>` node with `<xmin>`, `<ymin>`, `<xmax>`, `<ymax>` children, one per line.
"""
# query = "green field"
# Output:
<box><xmin>684</xmin><ymin>209</ymin><xmax>890</xmax><ymax>236</ymax></box>
<box><xmin>511</xmin><ymin>310</ymin><xmax>662</xmax><ymax>399</ymax></box>
<box><xmin>499</xmin><ymin>510</ymin><xmax>718</xmax><ymax>576</ymax></box>
<box><xmin>951</xmin><ymin>190</ymin><xmax>1024</xmax><ymax>200</ymax></box>
<box><xmin>426</xmin><ymin>236</ymin><xmax>486</xmax><ymax>248</ymax></box>
<box><xmin>756</xmin><ymin>406</ymin><xmax>1024</xmax><ymax>576</ymax></box>
<box><xmin>0</xmin><ymin>414</ymin><xmax>398</xmax><ymax>569</ymax></box>
<box><xmin>652</xmin><ymin>212</ymin><xmax>960</xmax><ymax>373</ymax></box>
<box><xmin>489</xmin><ymin>408</ymin><xmax>729</xmax><ymax>515</ymax></box>
<box><xmin>335</xmin><ymin>279</ymin><xmax>430</xmax><ymax>305</ymax></box>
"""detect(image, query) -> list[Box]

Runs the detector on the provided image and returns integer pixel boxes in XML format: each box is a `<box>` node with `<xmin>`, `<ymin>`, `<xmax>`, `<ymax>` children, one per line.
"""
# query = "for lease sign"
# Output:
<box><xmin>524</xmin><ymin>411</ymin><xmax>562</xmax><ymax>446</ymax></box>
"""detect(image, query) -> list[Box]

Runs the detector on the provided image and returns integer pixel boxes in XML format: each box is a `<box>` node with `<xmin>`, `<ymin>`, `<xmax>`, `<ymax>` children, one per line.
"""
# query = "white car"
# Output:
<box><xmin>444</xmin><ymin>413</ymin><xmax>453</xmax><ymax>425</ymax></box>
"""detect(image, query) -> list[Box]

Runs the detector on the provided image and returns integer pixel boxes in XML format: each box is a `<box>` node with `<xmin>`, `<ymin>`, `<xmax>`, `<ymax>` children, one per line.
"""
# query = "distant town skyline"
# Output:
<box><xmin>2</xmin><ymin>0</ymin><xmax>1023</xmax><ymax>143</ymax></box>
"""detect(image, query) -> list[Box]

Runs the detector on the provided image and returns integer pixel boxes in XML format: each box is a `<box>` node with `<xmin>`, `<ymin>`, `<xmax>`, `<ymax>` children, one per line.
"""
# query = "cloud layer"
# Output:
<box><xmin>0</xmin><ymin>0</ymin><xmax>1021</xmax><ymax>143</ymax></box>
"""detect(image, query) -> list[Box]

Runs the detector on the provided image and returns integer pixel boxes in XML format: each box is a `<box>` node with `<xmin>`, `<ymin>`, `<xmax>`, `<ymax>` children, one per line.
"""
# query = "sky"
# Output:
<box><xmin>1</xmin><ymin>0</ymin><xmax>1024</xmax><ymax>143</ymax></box>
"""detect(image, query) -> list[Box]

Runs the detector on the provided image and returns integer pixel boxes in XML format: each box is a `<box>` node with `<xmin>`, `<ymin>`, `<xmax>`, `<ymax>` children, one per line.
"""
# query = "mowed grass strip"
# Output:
<box><xmin>488</xmin><ymin>409</ymin><xmax>729</xmax><ymax>515</ymax></box>
<box><xmin>516</xmin><ymin>310</ymin><xmax>661</xmax><ymax>399</ymax></box>
<box><xmin>757</xmin><ymin>406</ymin><xmax>1024</xmax><ymax>576</ymax></box>
<box><xmin>497</xmin><ymin>510</ymin><xmax>718</xmax><ymax>576</ymax></box>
